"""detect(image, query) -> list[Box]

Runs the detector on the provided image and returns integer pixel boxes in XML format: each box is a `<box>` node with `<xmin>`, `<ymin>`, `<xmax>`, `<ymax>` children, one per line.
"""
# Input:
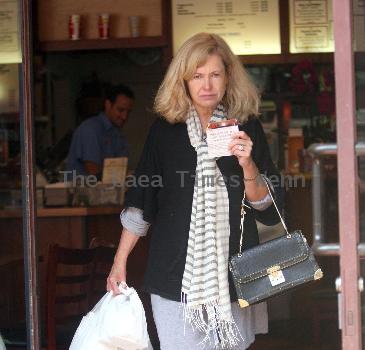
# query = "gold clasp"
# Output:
<box><xmin>267</xmin><ymin>265</ymin><xmax>285</xmax><ymax>286</ymax></box>
<box><xmin>267</xmin><ymin>265</ymin><xmax>281</xmax><ymax>276</ymax></box>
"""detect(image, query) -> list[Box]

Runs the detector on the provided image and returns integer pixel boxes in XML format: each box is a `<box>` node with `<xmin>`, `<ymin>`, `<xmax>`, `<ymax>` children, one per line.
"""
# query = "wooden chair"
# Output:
<box><xmin>89</xmin><ymin>245</ymin><xmax>116</xmax><ymax>307</ymax></box>
<box><xmin>45</xmin><ymin>244</ymin><xmax>96</xmax><ymax>350</ymax></box>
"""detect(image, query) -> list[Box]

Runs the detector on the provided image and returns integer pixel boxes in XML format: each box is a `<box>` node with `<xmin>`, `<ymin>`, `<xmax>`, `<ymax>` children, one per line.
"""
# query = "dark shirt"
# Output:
<box><xmin>66</xmin><ymin>112</ymin><xmax>128</xmax><ymax>177</ymax></box>
<box><xmin>124</xmin><ymin>117</ymin><xmax>284</xmax><ymax>302</ymax></box>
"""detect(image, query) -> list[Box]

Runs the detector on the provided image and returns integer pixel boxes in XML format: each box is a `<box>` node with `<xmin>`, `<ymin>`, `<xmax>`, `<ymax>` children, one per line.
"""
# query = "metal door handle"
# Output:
<box><xmin>308</xmin><ymin>143</ymin><xmax>365</xmax><ymax>256</ymax></box>
<box><xmin>358</xmin><ymin>277</ymin><xmax>364</xmax><ymax>293</ymax></box>
<box><xmin>335</xmin><ymin>276</ymin><xmax>341</xmax><ymax>292</ymax></box>
<box><xmin>334</xmin><ymin>276</ymin><xmax>364</xmax><ymax>330</ymax></box>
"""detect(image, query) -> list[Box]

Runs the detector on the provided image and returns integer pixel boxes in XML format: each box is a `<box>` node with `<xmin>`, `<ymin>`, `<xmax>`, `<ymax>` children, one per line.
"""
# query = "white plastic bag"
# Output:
<box><xmin>69</xmin><ymin>286</ymin><xmax>150</xmax><ymax>350</ymax></box>
<box><xmin>0</xmin><ymin>333</ymin><xmax>6</xmax><ymax>350</ymax></box>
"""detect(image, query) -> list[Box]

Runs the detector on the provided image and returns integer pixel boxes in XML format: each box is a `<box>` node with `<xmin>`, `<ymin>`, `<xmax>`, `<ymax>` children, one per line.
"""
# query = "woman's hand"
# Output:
<box><xmin>229</xmin><ymin>131</ymin><xmax>269</xmax><ymax>201</ymax></box>
<box><xmin>229</xmin><ymin>131</ymin><xmax>254</xmax><ymax>168</ymax></box>
<box><xmin>106</xmin><ymin>228</ymin><xmax>140</xmax><ymax>295</ymax></box>
<box><xmin>106</xmin><ymin>259</ymin><xmax>127</xmax><ymax>295</ymax></box>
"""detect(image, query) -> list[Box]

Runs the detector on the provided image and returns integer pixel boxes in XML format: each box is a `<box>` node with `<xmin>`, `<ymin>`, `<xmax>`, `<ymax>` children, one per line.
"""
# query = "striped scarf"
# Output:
<box><xmin>182</xmin><ymin>105</ymin><xmax>240</xmax><ymax>348</ymax></box>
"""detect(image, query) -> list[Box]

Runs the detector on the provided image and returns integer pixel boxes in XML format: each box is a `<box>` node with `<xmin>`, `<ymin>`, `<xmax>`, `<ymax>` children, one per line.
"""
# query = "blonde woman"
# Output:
<box><xmin>107</xmin><ymin>33</ymin><xmax>283</xmax><ymax>349</ymax></box>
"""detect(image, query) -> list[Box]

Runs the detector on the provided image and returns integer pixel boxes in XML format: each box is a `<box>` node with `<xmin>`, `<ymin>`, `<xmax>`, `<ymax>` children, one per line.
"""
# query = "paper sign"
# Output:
<box><xmin>289</xmin><ymin>0</ymin><xmax>334</xmax><ymax>53</ymax></box>
<box><xmin>206</xmin><ymin>125</ymin><xmax>238</xmax><ymax>158</ymax></box>
<box><xmin>0</xmin><ymin>0</ymin><xmax>21</xmax><ymax>63</ymax></box>
<box><xmin>102</xmin><ymin>157</ymin><xmax>128</xmax><ymax>185</ymax></box>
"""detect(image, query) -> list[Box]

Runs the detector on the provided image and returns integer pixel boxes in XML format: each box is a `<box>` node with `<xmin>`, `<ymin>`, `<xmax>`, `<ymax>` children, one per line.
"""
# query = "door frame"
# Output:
<box><xmin>19</xmin><ymin>0</ymin><xmax>40</xmax><ymax>349</ymax></box>
<box><xmin>333</xmin><ymin>0</ymin><xmax>362</xmax><ymax>348</ymax></box>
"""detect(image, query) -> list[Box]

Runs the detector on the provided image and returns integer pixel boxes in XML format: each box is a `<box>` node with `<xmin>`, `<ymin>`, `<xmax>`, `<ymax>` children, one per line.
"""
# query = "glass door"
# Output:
<box><xmin>0</xmin><ymin>0</ymin><xmax>40</xmax><ymax>349</ymax></box>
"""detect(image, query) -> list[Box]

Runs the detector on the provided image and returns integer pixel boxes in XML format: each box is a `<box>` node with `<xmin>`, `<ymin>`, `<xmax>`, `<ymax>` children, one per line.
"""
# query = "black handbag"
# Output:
<box><xmin>229</xmin><ymin>178</ymin><xmax>323</xmax><ymax>308</ymax></box>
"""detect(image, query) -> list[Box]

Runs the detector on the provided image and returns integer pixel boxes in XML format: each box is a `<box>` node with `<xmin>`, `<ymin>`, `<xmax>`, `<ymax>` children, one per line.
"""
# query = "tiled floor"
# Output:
<box><xmin>249</xmin><ymin>319</ymin><xmax>341</xmax><ymax>350</ymax></box>
<box><xmin>251</xmin><ymin>338</ymin><xmax>341</xmax><ymax>350</ymax></box>
<box><xmin>146</xmin><ymin>318</ymin><xmax>341</xmax><ymax>350</ymax></box>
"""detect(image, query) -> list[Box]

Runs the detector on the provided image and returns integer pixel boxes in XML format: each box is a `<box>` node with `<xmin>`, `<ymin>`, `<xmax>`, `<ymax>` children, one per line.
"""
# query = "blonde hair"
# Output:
<box><xmin>154</xmin><ymin>32</ymin><xmax>260</xmax><ymax>123</ymax></box>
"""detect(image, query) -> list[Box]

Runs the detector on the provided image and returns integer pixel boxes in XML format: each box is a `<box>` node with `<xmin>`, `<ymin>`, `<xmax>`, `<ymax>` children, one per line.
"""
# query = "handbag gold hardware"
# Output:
<box><xmin>267</xmin><ymin>265</ymin><xmax>281</xmax><ymax>276</ymax></box>
<box><xmin>314</xmin><ymin>268</ymin><xmax>324</xmax><ymax>280</ymax></box>
<box><xmin>238</xmin><ymin>299</ymin><xmax>249</xmax><ymax>308</ymax></box>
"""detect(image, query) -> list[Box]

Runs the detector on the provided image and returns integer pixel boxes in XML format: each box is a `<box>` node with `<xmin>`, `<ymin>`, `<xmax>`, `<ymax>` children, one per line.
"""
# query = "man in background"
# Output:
<box><xmin>66</xmin><ymin>84</ymin><xmax>134</xmax><ymax>179</ymax></box>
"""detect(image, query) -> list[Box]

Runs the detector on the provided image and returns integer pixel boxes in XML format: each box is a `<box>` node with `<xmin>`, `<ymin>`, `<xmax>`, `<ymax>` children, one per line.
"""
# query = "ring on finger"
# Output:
<box><xmin>238</xmin><ymin>144</ymin><xmax>244</xmax><ymax>151</ymax></box>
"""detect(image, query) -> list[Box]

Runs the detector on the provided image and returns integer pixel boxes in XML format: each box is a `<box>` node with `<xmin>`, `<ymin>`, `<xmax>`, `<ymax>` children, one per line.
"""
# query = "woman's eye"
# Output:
<box><xmin>193</xmin><ymin>74</ymin><xmax>201</xmax><ymax>80</ymax></box>
<box><xmin>212</xmin><ymin>72</ymin><xmax>220</xmax><ymax>78</ymax></box>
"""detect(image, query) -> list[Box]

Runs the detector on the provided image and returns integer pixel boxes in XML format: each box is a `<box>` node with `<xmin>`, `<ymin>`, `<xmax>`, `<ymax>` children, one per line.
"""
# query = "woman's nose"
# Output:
<box><xmin>202</xmin><ymin>76</ymin><xmax>212</xmax><ymax>89</ymax></box>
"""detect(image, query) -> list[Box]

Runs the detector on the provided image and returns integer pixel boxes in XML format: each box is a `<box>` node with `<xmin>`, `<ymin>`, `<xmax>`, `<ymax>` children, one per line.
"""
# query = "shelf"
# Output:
<box><xmin>0</xmin><ymin>206</ymin><xmax>122</xmax><ymax>218</ymax></box>
<box><xmin>0</xmin><ymin>113</ymin><xmax>49</xmax><ymax>124</ymax></box>
<box><xmin>240</xmin><ymin>53</ymin><xmax>334</xmax><ymax>65</ymax></box>
<box><xmin>0</xmin><ymin>113</ymin><xmax>19</xmax><ymax>123</ymax></box>
<box><xmin>38</xmin><ymin>36</ymin><xmax>168</xmax><ymax>52</ymax></box>
<box><xmin>263</xmin><ymin>92</ymin><xmax>319</xmax><ymax>100</ymax></box>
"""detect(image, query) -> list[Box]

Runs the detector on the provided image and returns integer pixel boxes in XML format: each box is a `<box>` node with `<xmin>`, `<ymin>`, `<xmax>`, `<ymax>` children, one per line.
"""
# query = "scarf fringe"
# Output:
<box><xmin>181</xmin><ymin>292</ymin><xmax>242</xmax><ymax>349</ymax></box>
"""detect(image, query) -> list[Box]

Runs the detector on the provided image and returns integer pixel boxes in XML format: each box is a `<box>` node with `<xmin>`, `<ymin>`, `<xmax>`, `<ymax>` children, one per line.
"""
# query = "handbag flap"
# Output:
<box><xmin>230</xmin><ymin>230</ymin><xmax>310</xmax><ymax>284</ymax></box>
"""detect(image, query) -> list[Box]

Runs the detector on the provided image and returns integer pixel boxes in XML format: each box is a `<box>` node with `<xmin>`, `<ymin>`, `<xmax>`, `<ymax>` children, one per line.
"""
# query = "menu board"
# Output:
<box><xmin>0</xmin><ymin>0</ymin><xmax>21</xmax><ymax>63</ymax></box>
<box><xmin>0</xmin><ymin>64</ymin><xmax>19</xmax><ymax>113</ymax></box>
<box><xmin>289</xmin><ymin>0</ymin><xmax>334</xmax><ymax>53</ymax></box>
<box><xmin>172</xmin><ymin>0</ymin><xmax>281</xmax><ymax>55</ymax></box>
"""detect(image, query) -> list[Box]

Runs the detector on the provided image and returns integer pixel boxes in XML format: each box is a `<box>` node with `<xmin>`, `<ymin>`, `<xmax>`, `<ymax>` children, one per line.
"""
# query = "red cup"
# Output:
<box><xmin>69</xmin><ymin>14</ymin><xmax>80</xmax><ymax>40</ymax></box>
<box><xmin>98</xmin><ymin>14</ymin><xmax>110</xmax><ymax>39</ymax></box>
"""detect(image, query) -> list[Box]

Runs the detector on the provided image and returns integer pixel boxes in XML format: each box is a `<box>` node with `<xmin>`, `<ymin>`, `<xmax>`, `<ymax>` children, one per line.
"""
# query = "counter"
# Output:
<box><xmin>0</xmin><ymin>206</ymin><xmax>123</xmax><ymax>261</ymax></box>
<box><xmin>0</xmin><ymin>205</ymin><xmax>122</xmax><ymax>218</ymax></box>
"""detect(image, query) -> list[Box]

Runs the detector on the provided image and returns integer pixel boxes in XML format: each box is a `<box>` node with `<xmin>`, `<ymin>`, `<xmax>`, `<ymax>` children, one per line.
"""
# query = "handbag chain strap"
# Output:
<box><xmin>239</xmin><ymin>175</ymin><xmax>290</xmax><ymax>254</ymax></box>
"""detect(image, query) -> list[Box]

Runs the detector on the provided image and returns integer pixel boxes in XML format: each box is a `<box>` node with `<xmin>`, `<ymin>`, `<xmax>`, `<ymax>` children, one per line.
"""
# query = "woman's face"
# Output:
<box><xmin>187</xmin><ymin>54</ymin><xmax>227</xmax><ymax>116</ymax></box>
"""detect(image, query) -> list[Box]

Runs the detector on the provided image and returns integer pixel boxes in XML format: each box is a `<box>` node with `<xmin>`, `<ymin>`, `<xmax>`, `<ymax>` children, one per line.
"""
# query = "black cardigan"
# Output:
<box><xmin>125</xmin><ymin>117</ymin><xmax>284</xmax><ymax>302</ymax></box>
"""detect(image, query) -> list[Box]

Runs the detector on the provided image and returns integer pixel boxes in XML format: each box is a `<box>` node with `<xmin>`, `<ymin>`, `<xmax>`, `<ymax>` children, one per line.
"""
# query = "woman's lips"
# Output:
<box><xmin>199</xmin><ymin>94</ymin><xmax>216</xmax><ymax>99</ymax></box>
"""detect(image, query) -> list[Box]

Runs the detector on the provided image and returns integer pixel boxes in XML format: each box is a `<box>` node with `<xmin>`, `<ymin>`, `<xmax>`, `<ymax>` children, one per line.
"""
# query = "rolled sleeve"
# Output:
<box><xmin>248</xmin><ymin>193</ymin><xmax>272</xmax><ymax>211</ymax></box>
<box><xmin>247</xmin><ymin>175</ymin><xmax>274</xmax><ymax>211</ymax></box>
<box><xmin>120</xmin><ymin>207</ymin><xmax>150</xmax><ymax>236</ymax></box>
